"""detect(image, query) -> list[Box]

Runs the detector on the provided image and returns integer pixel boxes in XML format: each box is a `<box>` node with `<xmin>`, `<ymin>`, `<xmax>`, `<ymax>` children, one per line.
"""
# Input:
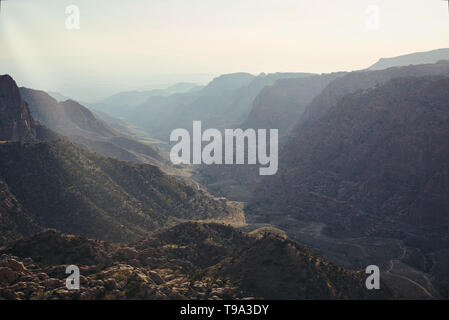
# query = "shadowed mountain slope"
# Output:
<box><xmin>0</xmin><ymin>179</ymin><xmax>42</xmax><ymax>246</ymax></box>
<box><xmin>299</xmin><ymin>61</ymin><xmax>449</xmax><ymax>127</ymax></box>
<box><xmin>248</xmin><ymin>75</ymin><xmax>449</xmax><ymax>281</ymax></box>
<box><xmin>0</xmin><ymin>140</ymin><xmax>241</xmax><ymax>243</ymax></box>
<box><xmin>196</xmin><ymin>63</ymin><xmax>449</xmax><ymax>202</ymax></box>
<box><xmin>19</xmin><ymin>88</ymin><xmax>165</xmax><ymax>167</ymax></box>
<box><xmin>207</xmin><ymin>235</ymin><xmax>396</xmax><ymax>300</ymax></box>
<box><xmin>242</xmin><ymin>72</ymin><xmax>345</xmax><ymax>139</ymax></box>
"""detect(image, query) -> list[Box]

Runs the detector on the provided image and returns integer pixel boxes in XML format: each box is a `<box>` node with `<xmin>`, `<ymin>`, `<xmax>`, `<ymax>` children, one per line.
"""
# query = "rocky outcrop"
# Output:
<box><xmin>0</xmin><ymin>75</ymin><xmax>36</xmax><ymax>141</ymax></box>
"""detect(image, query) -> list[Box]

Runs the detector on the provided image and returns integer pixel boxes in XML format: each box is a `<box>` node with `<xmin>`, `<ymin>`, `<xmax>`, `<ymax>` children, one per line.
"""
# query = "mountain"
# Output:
<box><xmin>20</xmin><ymin>89</ymin><xmax>115</xmax><ymax>139</ymax></box>
<box><xmin>47</xmin><ymin>91</ymin><xmax>71</xmax><ymax>102</ymax></box>
<box><xmin>19</xmin><ymin>88</ymin><xmax>165</xmax><ymax>167</ymax></box>
<box><xmin>299</xmin><ymin>60</ymin><xmax>449</xmax><ymax>126</ymax></box>
<box><xmin>248</xmin><ymin>74</ymin><xmax>449</xmax><ymax>283</ymax></box>
<box><xmin>0</xmin><ymin>223</ymin><xmax>397</xmax><ymax>300</ymax></box>
<box><xmin>0</xmin><ymin>75</ymin><xmax>37</xmax><ymax>142</ymax></box>
<box><xmin>91</xmin><ymin>82</ymin><xmax>201</xmax><ymax>116</ymax></box>
<box><xmin>0</xmin><ymin>76</ymin><xmax>244</xmax><ymax>244</ymax></box>
<box><xmin>369</xmin><ymin>48</ymin><xmax>449</xmax><ymax>71</ymax></box>
<box><xmin>195</xmin><ymin>73</ymin><xmax>344</xmax><ymax>201</ymax></box>
<box><xmin>197</xmin><ymin>61</ymin><xmax>449</xmax><ymax>204</ymax></box>
<box><xmin>91</xmin><ymin>109</ymin><xmax>161</xmax><ymax>145</ymax></box>
<box><xmin>126</xmin><ymin>73</ymin><xmax>256</xmax><ymax>140</ymax></box>
<box><xmin>0</xmin><ymin>140</ymin><xmax>243</xmax><ymax>243</ymax></box>
<box><xmin>198</xmin><ymin>72</ymin><xmax>256</xmax><ymax>95</ymax></box>
<box><xmin>121</xmin><ymin>72</ymin><xmax>314</xmax><ymax>141</ymax></box>
<box><xmin>241</xmin><ymin>73</ymin><xmax>344</xmax><ymax>139</ymax></box>
<box><xmin>207</xmin><ymin>233</ymin><xmax>396</xmax><ymax>300</ymax></box>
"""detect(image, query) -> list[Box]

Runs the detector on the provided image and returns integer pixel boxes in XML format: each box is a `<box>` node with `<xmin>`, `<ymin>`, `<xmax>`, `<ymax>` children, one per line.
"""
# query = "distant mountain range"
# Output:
<box><xmin>241</xmin><ymin>72</ymin><xmax>345</xmax><ymax>139</ymax></box>
<box><xmin>105</xmin><ymin>72</ymin><xmax>314</xmax><ymax>141</ymax></box>
<box><xmin>369</xmin><ymin>48</ymin><xmax>449</xmax><ymax>70</ymax></box>
<box><xmin>91</xmin><ymin>82</ymin><xmax>201</xmax><ymax>117</ymax></box>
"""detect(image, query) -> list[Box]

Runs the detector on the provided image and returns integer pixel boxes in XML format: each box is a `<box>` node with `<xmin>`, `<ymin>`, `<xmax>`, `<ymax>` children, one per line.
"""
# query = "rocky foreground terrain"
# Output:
<box><xmin>0</xmin><ymin>223</ymin><xmax>396</xmax><ymax>300</ymax></box>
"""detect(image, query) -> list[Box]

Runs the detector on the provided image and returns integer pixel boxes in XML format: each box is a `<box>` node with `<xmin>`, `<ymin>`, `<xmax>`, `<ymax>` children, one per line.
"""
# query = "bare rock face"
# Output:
<box><xmin>0</xmin><ymin>75</ymin><xmax>36</xmax><ymax>141</ymax></box>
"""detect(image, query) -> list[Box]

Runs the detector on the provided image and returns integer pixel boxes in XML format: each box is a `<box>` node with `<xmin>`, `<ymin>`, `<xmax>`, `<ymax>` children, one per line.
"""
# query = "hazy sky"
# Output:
<box><xmin>0</xmin><ymin>0</ymin><xmax>448</xmax><ymax>101</ymax></box>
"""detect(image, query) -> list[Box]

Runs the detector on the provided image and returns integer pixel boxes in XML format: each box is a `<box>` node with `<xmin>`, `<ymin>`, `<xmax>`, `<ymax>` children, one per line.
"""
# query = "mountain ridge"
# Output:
<box><xmin>20</xmin><ymin>87</ymin><xmax>165</xmax><ymax>167</ymax></box>
<box><xmin>369</xmin><ymin>48</ymin><xmax>449</xmax><ymax>71</ymax></box>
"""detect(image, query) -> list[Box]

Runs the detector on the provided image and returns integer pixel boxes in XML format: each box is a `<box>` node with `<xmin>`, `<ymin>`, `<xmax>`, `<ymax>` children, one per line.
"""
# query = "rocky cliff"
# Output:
<box><xmin>0</xmin><ymin>75</ymin><xmax>36</xmax><ymax>141</ymax></box>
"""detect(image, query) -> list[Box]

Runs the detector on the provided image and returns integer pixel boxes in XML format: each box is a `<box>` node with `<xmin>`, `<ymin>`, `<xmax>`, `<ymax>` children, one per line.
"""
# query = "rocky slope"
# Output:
<box><xmin>207</xmin><ymin>235</ymin><xmax>394</xmax><ymax>300</ymax></box>
<box><xmin>19</xmin><ymin>88</ymin><xmax>165</xmax><ymax>167</ymax></box>
<box><xmin>248</xmin><ymin>75</ymin><xmax>449</xmax><ymax>281</ymax></box>
<box><xmin>0</xmin><ymin>223</ymin><xmax>397</xmax><ymax>300</ymax></box>
<box><xmin>0</xmin><ymin>140</ymin><xmax>242</xmax><ymax>243</ymax></box>
<box><xmin>299</xmin><ymin>61</ymin><xmax>449</xmax><ymax>126</ymax></box>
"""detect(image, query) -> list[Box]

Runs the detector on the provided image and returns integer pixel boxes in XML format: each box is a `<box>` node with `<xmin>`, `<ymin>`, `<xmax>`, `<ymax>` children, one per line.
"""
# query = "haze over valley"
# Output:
<box><xmin>1</xmin><ymin>0</ymin><xmax>449</xmax><ymax>301</ymax></box>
